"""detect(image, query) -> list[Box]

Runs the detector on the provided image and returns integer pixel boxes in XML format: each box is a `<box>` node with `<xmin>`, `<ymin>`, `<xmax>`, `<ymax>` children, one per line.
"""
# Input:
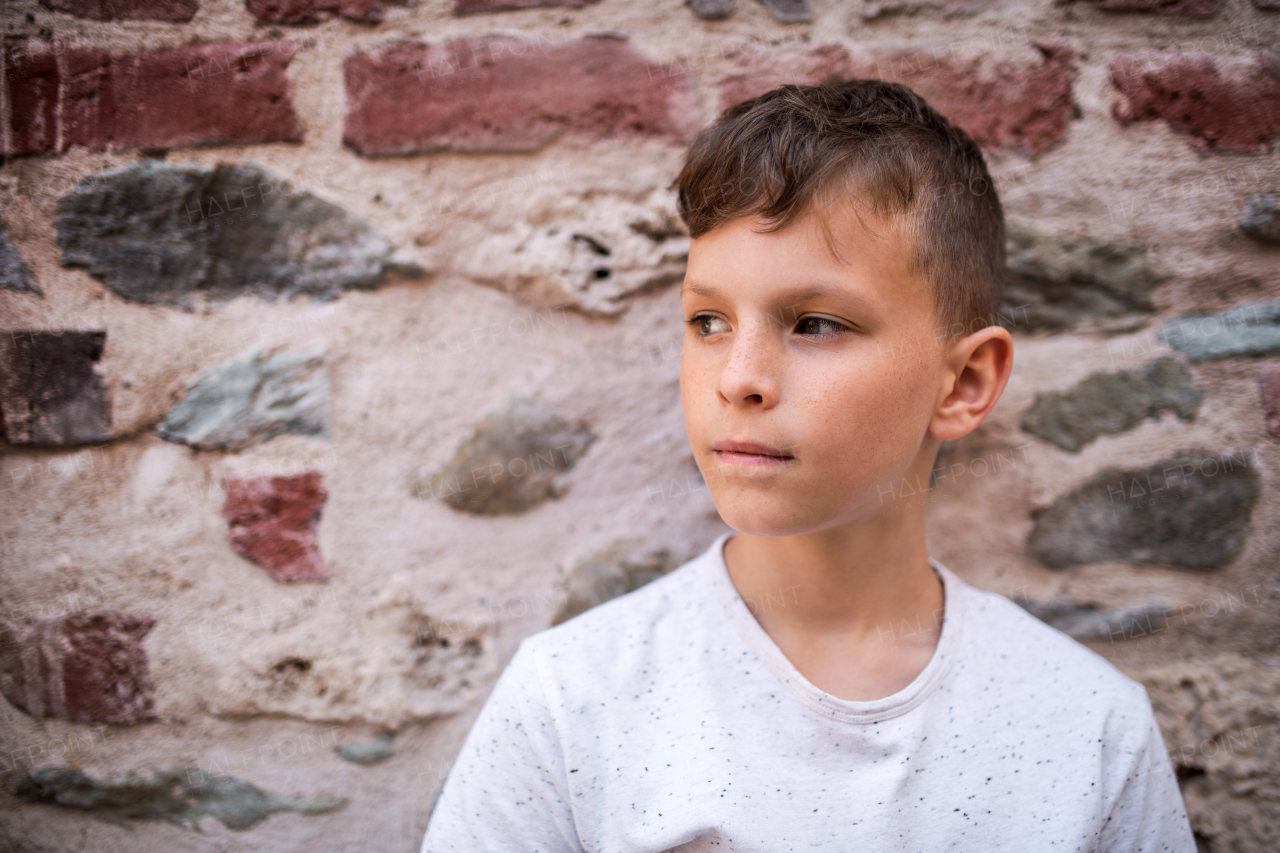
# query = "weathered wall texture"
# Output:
<box><xmin>0</xmin><ymin>0</ymin><xmax>1277</xmax><ymax>849</ymax></box>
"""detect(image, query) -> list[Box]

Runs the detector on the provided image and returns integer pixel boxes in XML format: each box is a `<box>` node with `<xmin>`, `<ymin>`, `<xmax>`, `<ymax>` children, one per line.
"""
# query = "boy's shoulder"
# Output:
<box><xmin>515</xmin><ymin>542</ymin><xmax>1152</xmax><ymax>729</ymax></box>
<box><xmin>951</xmin><ymin>572</ymin><xmax>1152</xmax><ymax>712</ymax></box>
<box><xmin>516</xmin><ymin>539</ymin><xmax>718</xmax><ymax>668</ymax></box>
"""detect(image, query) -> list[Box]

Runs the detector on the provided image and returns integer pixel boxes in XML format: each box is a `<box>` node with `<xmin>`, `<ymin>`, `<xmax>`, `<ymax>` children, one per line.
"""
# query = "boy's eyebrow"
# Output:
<box><xmin>681</xmin><ymin>280</ymin><xmax>723</xmax><ymax>299</ymax></box>
<box><xmin>682</xmin><ymin>279</ymin><xmax>877</xmax><ymax>311</ymax></box>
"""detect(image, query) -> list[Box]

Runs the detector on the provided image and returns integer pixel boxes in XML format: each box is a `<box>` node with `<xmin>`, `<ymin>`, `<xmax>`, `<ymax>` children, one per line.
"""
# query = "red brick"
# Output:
<box><xmin>719</xmin><ymin>42</ymin><xmax>857</xmax><ymax>110</ymax></box>
<box><xmin>224</xmin><ymin>471</ymin><xmax>329</xmax><ymax>583</ymax></box>
<box><xmin>1110</xmin><ymin>50</ymin><xmax>1280</xmax><ymax>151</ymax></box>
<box><xmin>343</xmin><ymin>33</ymin><xmax>697</xmax><ymax>156</ymax></box>
<box><xmin>246</xmin><ymin>0</ymin><xmax>410</xmax><ymax>25</ymax></box>
<box><xmin>1054</xmin><ymin>0</ymin><xmax>1221</xmax><ymax>14</ymax></box>
<box><xmin>720</xmin><ymin>41</ymin><xmax>1076</xmax><ymax>157</ymax></box>
<box><xmin>1259</xmin><ymin>365</ymin><xmax>1280</xmax><ymax>439</ymax></box>
<box><xmin>889</xmin><ymin>42</ymin><xmax>1076</xmax><ymax>156</ymax></box>
<box><xmin>3</xmin><ymin>39</ymin><xmax>60</xmax><ymax>155</ymax></box>
<box><xmin>0</xmin><ymin>612</ymin><xmax>156</xmax><ymax>724</ymax></box>
<box><xmin>39</xmin><ymin>0</ymin><xmax>199</xmax><ymax>21</ymax></box>
<box><xmin>453</xmin><ymin>0</ymin><xmax>600</xmax><ymax>12</ymax></box>
<box><xmin>2</xmin><ymin>39</ymin><xmax>301</xmax><ymax>158</ymax></box>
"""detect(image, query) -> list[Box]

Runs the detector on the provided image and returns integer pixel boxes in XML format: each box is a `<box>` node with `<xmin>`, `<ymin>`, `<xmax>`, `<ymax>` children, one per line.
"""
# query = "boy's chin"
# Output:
<box><xmin>713</xmin><ymin>498</ymin><xmax>834</xmax><ymax>539</ymax></box>
<box><xmin>711</xmin><ymin>489</ymin><xmax>891</xmax><ymax>538</ymax></box>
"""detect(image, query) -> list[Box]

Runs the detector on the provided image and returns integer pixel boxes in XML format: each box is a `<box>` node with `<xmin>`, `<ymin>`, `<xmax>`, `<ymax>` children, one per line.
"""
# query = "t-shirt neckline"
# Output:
<box><xmin>701</xmin><ymin>531</ymin><xmax>966</xmax><ymax>725</ymax></box>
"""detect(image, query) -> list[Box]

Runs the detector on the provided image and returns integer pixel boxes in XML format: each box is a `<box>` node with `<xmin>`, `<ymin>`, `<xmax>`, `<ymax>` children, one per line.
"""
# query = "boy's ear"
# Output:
<box><xmin>929</xmin><ymin>325</ymin><xmax>1014</xmax><ymax>442</ymax></box>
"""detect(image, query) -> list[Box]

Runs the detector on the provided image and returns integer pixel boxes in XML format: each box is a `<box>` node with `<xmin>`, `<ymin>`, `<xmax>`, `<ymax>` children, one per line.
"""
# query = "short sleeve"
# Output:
<box><xmin>421</xmin><ymin>638</ymin><xmax>582</xmax><ymax>853</ymax></box>
<box><xmin>1098</xmin><ymin>694</ymin><xmax>1197</xmax><ymax>853</ymax></box>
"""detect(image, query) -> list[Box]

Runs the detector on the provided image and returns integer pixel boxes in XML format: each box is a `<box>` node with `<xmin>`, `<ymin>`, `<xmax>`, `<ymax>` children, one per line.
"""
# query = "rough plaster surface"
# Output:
<box><xmin>1133</xmin><ymin>655</ymin><xmax>1280</xmax><ymax>852</ymax></box>
<box><xmin>451</xmin><ymin>186</ymin><xmax>690</xmax><ymax>315</ymax></box>
<box><xmin>0</xmin><ymin>0</ymin><xmax>1278</xmax><ymax>851</ymax></box>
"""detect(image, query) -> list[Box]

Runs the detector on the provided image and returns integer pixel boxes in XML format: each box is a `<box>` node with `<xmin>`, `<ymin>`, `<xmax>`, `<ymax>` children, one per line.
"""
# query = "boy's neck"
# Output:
<box><xmin>721</xmin><ymin>509</ymin><xmax>945</xmax><ymax>701</ymax></box>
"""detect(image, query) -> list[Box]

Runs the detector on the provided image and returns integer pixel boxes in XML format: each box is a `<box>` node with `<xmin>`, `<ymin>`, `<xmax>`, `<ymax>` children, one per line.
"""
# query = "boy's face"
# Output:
<box><xmin>679</xmin><ymin>203</ymin><xmax>953</xmax><ymax>537</ymax></box>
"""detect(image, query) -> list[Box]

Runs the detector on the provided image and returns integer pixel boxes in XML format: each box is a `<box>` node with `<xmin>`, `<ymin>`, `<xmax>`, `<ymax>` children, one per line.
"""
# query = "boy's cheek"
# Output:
<box><xmin>679</xmin><ymin>365</ymin><xmax>717</xmax><ymax>438</ymax></box>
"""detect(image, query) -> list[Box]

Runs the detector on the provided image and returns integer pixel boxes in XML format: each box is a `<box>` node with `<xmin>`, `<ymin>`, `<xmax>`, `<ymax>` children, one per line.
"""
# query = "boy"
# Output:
<box><xmin>421</xmin><ymin>81</ymin><xmax>1195</xmax><ymax>851</ymax></box>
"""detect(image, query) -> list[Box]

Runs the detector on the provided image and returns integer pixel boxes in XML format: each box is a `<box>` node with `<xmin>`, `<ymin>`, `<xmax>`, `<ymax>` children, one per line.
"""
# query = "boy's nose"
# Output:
<box><xmin>717</xmin><ymin>324</ymin><xmax>779</xmax><ymax>408</ymax></box>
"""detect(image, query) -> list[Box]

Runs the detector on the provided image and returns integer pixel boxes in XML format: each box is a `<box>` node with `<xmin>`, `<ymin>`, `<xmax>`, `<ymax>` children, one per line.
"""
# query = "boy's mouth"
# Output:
<box><xmin>711</xmin><ymin>440</ymin><xmax>796</xmax><ymax>466</ymax></box>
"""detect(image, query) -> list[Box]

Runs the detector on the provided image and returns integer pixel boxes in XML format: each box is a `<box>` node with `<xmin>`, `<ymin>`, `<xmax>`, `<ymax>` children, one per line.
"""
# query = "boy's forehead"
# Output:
<box><xmin>683</xmin><ymin>203</ymin><xmax>916</xmax><ymax>294</ymax></box>
<box><xmin>681</xmin><ymin>276</ymin><xmax>880</xmax><ymax>314</ymax></box>
<box><xmin>682</xmin><ymin>203</ymin><xmax>941</xmax><ymax>329</ymax></box>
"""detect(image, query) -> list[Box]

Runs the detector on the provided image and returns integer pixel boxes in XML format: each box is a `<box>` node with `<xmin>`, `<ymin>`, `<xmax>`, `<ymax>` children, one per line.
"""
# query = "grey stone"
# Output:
<box><xmin>15</xmin><ymin>766</ymin><xmax>346</xmax><ymax>831</ymax></box>
<box><xmin>1155</xmin><ymin>297</ymin><xmax>1280</xmax><ymax>362</ymax></box>
<box><xmin>1240</xmin><ymin>195</ymin><xmax>1280</xmax><ymax>244</ymax></box>
<box><xmin>861</xmin><ymin>0</ymin><xmax>991</xmax><ymax>17</ymax></box>
<box><xmin>412</xmin><ymin>397</ymin><xmax>595</xmax><ymax>515</ymax></box>
<box><xmin>157</xmin><ymin>344</ymin><xmax>328</xmax><ymax>452</ymax></box>
<box><xmin>1020</xmin><ymin>597</ymin><xmax>1174</xmax><ymax>641</ymax></box>
<box><xmin>0</xmin><ymin>217</ymin><xmax>40</xmax><ymax>295</ymax></box>
<box><xmin>687</xmin><ymin>0</ymin><xmax>734</xmax><ymax>16</ymax></box>
<box><xmin>54</xmin><ymin>161</ymin><xmax>421</xmax><ymax>306</ymax></box>
<box><xmin>1000</xmin><ymin>223</ymin><xmax>1167</xmax><ymax>334</ymax></box>
<box><xmin>336</xmin><ymin>732</ymin><xmax>395</xmax><ymax>765</ymax></box>
<box><xmin>552</xmin><ymin>540</ymin><xmax>676</xmax><ymax>626</ymax></box>
<box><xmin>1259</xmin><ymin>365</ymin><xmax>1280</xmax><ymax>438</ymax></box>
<box><xmin>0</xmin><ymin>330</ymin><xmax>111</xmax><ymax>446</ymax></box>
<box><xmin>1028</xmin><ymin>449</ymin><xmax>1260</xmax><ymax>569</ymax></box>
<box><xmin>1021</xmin><ymin>357</ymin><xmax>1203</xmax><ymax>452</ymax></box>
<box><xmin>753</xmin><ymin>0</ymin><xmax>810</xmax><ymax>21</ymax></box>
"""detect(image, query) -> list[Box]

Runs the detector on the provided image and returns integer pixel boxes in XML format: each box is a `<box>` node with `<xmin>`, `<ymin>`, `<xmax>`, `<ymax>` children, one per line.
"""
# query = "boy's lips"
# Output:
<box><xmin>711</xmin><ymin>440</ymin><xmax>795</xmax><ymax>465</ymax></box>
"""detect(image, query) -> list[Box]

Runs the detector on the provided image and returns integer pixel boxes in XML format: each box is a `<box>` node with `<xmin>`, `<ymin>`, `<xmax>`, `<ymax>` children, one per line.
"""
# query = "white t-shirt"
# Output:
<box><xmin>421</xmin><ymin>533</ymin><xmax>1195</xmax><ymax>852</ymax></box>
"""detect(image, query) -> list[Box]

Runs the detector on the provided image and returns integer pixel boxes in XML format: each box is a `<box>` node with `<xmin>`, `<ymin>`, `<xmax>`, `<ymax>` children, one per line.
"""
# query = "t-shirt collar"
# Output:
<box><xmin>700</xmin><ymin>531</ymin><xmax>966</xmax><ymax>725</ymax></box>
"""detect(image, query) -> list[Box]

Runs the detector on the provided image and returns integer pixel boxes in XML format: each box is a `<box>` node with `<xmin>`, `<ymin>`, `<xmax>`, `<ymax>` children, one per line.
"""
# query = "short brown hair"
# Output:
<box><xmin>672</xmin><ymin>80</ymin><xmax>1005</xmax><ymax>332</ymax></box>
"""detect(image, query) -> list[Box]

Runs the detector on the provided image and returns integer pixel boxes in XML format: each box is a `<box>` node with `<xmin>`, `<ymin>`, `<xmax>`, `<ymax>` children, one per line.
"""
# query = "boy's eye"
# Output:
<box><xmin>794</xmin><ymin>316</ymin><xmax>848</xmax><ymax>338</ymax></box>
<box><xmin>689</xmin><ymin>314</ymin><xmax>730</xmax><ymax>336</ymax></box>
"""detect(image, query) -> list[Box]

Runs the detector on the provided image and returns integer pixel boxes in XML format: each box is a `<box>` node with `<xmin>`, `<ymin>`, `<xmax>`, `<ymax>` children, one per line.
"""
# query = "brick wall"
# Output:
<box><xmin>0</xmin><ymin>0</ymin><xmax>1277</xmax><ymax>849</ymax></box>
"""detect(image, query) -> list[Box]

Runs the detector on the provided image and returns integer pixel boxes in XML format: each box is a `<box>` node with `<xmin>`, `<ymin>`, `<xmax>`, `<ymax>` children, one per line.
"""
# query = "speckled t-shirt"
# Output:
<box><xmin>421</xmin><ymin>532</ymin><xmax>1195</xmax><ymax>852</ymax></box>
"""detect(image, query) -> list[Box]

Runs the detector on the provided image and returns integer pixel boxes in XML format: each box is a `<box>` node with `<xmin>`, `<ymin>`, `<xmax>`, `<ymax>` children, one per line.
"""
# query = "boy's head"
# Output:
<box><xmin>673</xmin><ymin>80</ymin><xmax>1014</xmax><ymax>538</ymax></box>
<box><xmin>676</xmin><ymin>80</ymin><xmax>1006</xmax><ymax>334</ymax></box>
